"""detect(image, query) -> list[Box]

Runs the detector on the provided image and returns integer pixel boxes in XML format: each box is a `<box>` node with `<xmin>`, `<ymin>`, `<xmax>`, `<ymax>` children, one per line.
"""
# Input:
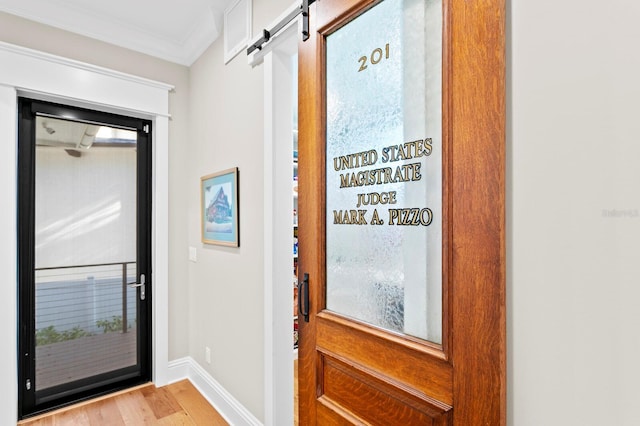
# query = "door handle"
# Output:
<box><xmin>128</xmin><ymin>273</ymin><xmax>146</xmax><ymax>301</ymax></box>
<box><xmin>298</xmin><ymin>273</ymin><xmax>309</xmax><ymax>322</ymax></box>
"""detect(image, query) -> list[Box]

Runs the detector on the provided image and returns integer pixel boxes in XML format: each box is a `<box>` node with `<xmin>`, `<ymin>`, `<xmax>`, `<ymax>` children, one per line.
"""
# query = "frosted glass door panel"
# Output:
<box><xmin>326</xmin><ymin>0</ymin><xmax>442</xmax><ymax>343</ymax></box>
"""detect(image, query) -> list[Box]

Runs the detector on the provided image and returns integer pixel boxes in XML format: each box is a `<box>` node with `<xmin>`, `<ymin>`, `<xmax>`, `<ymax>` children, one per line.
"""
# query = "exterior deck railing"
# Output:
<box><xmin>35</xmin><ymin>261</ymin><xmax>136</xmax><ymax>338</ymax></box>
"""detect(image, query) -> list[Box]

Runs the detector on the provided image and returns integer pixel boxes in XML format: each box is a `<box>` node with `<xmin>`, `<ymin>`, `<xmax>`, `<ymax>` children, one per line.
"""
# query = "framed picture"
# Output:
<box><xmin>201</xmin><ymin>168</ymin><xmax>239</xmax><ymax>247</ymax></box>
<box><xmin>224</xmin><ymin>0</ymin><xmax>252</xmax><ymax>64</ymax></box>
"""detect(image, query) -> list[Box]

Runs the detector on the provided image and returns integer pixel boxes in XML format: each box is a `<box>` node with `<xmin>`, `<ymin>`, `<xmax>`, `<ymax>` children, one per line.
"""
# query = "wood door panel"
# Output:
<box><xmin>317</xmin><ymin>398</ymin><xmax>364</xmax><ymax>425</ymax></box>
<box><xmin>315</xmin><ymin>0</ymin><xmax>377</xmax><ymax>35</ymax></box>
<box><xmin>298</xmin><ymin>0</ymin><xmax>505</xmax><ymax>423</ymax></box>
<box><xmin>320</xmin><ymin>353</ymin><xmax>451</xmax><ymax>425</ymax></box>
<box><xmin>316</xmin><ymin>313</ymin><xmax>452</xmax><ymax>405</ymax></box>
<box><xmin>449</xmin><ymin>0</ymin><xmax>506</xmax><ymax>423</ymax></box>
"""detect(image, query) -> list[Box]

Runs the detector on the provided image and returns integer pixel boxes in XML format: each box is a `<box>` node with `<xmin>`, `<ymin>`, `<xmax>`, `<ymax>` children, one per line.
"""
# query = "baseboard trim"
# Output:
<box><xmin>167</xmin><ymin>357</ymin><xmax>262</xmax><ymax>426</ymax></box>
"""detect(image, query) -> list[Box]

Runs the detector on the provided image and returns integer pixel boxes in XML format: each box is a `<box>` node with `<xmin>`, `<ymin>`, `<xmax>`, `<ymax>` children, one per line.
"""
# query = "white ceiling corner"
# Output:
<box><xmin>0</xmin><ymin>0</ymin><xmax>233</xmax><ymax>66</ymax></box>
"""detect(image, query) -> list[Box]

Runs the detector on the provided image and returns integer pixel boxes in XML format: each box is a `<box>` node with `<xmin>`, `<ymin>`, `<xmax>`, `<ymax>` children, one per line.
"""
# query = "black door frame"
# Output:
<box><xmin>17</xmin><ymin>98</ymin><xmax>153</xmax><ymax>419</ymax></box>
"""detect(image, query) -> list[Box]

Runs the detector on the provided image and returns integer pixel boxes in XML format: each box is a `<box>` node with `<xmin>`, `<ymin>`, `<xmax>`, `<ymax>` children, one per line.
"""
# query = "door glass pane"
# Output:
<box><xmin>325</xmin><ymin>0</ymin><xmax>442</xmax><ymax>343</ymax></box>
<box><xmin>34</xmin><ymin>116</ymin><xmax>138</xmax><ymax>391</ymax></box>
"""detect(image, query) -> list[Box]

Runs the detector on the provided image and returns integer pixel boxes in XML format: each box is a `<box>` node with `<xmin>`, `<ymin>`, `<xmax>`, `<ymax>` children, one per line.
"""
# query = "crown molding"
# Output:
<box><xmin>0</xmin><ymin>0</ymin><xmax>223</xmax><ymax>66</ymax></box>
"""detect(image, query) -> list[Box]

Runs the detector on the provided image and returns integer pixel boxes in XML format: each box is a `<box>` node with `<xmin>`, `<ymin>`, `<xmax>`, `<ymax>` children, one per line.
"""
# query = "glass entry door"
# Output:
<box><xmin>18</xmin><ymin>99</ymin><xmax>152</xmax><ymax>418</ymax></box>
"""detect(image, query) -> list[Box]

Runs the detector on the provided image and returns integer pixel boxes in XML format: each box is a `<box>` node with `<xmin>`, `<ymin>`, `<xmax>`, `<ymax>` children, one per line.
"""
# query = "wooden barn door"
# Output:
<box><xmin>297</xmin><ymin>0</ymin><xmax>505</xmax><ymax>424</ymax></box>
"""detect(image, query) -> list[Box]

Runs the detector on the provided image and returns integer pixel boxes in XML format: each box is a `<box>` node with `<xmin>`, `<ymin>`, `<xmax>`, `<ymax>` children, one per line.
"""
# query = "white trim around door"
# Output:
<box><xmin>256</xmin><ymin>9</ymin><xmax>299</xmax><ymax>426</ymax></box>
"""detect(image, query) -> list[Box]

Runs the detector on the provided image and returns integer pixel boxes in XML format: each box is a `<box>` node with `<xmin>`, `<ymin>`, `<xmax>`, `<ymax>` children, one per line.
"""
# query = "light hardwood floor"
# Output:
<box><xmin>20</xmin><ymin>361</ymin><xmax>299</xmax><ymax>425</ymax></box>
<box><xmin>18</xmin><ymin>380</ymin><xmax>229</xmax><ymax>426</ymax></box>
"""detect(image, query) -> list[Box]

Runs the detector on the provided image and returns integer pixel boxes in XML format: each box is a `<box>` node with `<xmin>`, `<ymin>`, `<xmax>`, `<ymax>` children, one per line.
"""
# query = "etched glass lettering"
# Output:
<box><xmin>325</xmin><ymin>0</ymin><xmax>443</xmax><ymax>343</ymax></box>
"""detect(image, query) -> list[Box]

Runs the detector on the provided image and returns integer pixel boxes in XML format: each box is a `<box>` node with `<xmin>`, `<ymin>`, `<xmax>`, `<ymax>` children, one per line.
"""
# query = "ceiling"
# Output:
<box><xmin>36</xmin><ymin>116</ymin><xmax>137</xmax><ymax>153</ymax></box>
<box><xmin>0</xmin><ymin>0</ymin><xmax>234</xmax><ymax>65</ymax></box>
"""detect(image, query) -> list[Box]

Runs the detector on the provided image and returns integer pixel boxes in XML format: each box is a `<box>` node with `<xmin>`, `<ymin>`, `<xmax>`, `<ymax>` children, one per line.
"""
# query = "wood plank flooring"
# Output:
<box><xmin>21</xmin><ymin>360</ymin><xmax>300</xmax><ymax>425</ymax></box>
<box><xmin>19</xmin><ymin>380</ymin><xmax>229</xmax><ymax>426</ymax></box>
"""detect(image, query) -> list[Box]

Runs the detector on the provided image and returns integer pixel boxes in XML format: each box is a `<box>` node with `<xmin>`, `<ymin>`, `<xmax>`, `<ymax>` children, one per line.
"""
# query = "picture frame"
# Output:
<box><xmin>201</xmin><ymin>168</ymin><xmax>239</xmax><ymax>247</ymax></box>
<box><xmin>224</xmin><ymin>0</ymin><xmax>252</xmax><ymax>64</ymax></box>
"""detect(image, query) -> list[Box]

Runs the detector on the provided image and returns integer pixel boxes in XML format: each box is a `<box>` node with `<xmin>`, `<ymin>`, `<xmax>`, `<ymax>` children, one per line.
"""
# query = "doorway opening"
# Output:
<box><xmin>259</xmin><ymin>17</ymin><xmax>299</xmax><ymax>426</ymax></box>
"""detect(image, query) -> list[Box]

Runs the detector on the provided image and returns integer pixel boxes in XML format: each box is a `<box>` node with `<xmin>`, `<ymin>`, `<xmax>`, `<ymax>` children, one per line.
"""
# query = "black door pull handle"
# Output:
<box><xmin>298</xmin><ymin>273</ymin><xmax>309</xmax><ymax>322</ymax></box>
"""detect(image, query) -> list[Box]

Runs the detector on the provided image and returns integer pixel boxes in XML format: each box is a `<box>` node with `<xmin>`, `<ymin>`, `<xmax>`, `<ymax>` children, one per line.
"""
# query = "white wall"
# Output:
<box><xmin>0</xmin><ymin>85</ymin><xmax>18</xmax><ymax>426</ymax></box>
<box><xmin>35</xmin><ymin>147</ymin><xmax>137</xmax><ymax>268</ymax></box>
<box><xmin>509</xmin><ymin>0</ymin><xmax>640</xmax><ymax>424</ymax></box>
<box><xmin>186</xmin><ymin>0</ymin><xmax>291</xmax><ymax>421</ymax></box>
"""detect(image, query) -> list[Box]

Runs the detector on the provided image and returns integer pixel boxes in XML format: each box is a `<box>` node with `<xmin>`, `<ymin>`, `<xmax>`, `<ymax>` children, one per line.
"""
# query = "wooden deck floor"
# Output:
<box><xmin>19</xmin><ymin>380</ymin><xmax>229</xmax><ymax>426</ymax></box>
<box><xmin>36</xmin><ymin>331</ymin><xmax>137</xmax><ymax>390</ymax></box>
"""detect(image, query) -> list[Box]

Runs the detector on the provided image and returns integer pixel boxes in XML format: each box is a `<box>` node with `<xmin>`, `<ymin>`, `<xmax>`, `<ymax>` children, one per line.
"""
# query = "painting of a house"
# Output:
<box><xmin>207</xmin><ymin>186</ymin><xmax>231</xmax><ymax>225</ymax></box>
<box><xmin>201</xmin><ymin>168</ymin><xmax>239</xmax><ymax>246</ymax></box>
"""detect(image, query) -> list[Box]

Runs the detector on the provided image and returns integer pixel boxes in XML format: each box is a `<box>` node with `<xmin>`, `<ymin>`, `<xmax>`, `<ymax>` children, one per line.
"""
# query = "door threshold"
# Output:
<box><xmin>17</xmin><ymin>382</ymin><xmax>154</xmax><ymax>424</ymax></box>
